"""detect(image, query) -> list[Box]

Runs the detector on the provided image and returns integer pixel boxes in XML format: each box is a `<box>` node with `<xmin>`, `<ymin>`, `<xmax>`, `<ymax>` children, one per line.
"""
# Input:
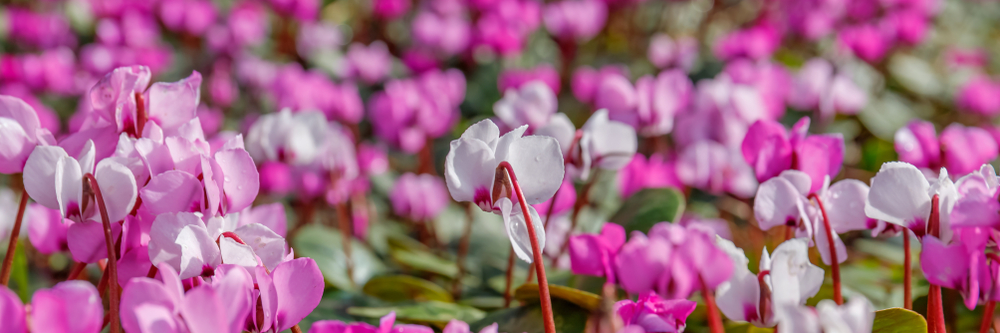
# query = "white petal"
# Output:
<box><xmin>461</xmin><ymin>119</ymin><xmax>501</xmax><ymax>152</ymax></box>
<box><xmin>864</xmin><ymin>162</ymin><xmax>930</xmax><ymax>227</ymax></box>
<box><xmin>95</xmin><ymin>159</ymin><xmax>138</xmax><ymax>223</ymax></box>
<box><xmin>534</xmin><ymin>113</ymin><xmax>576</xmax><ymax>157</ymax></box>
<box><xmin>714</xmin><ymin>237</ymin><xmax>762</xmax><ymax>323</ymax></box>
<box><xmin>233</xmin><ymin>223</ymin><xmax>287</xmax><ymax>271</ymax></box>
<box><xmin>814</xmin><ymin>218</ymin><xmax>848</xmax><ymax>265</ymax></box>
<box><xmin>769</xmin><ymin>238</ymin><xmax>823</xmax><ymax>307</ymax></box>
<box><xmin>498</xmin><ymin>198</ymin><xmax>545</xmax><ymax>263</ymax></box>
<box><xmin>494</xmin><ymin>125</ymin><xmax>529</xmax><ymax>162</ymax></box>
<box><xmin>503</xmin><ymin>135</ymin><xmax>565</xmax><ymax>205</ymax></box>
<box><xmin>220</xmin><ymin>237</ymin><xmax>259</xmax><ymax>273</ymax></box>
<box><xmin>777</xmin><ymin>170</ymin><xmax>811</xmax><ymax>196</ymax></box>
<box><xmin>77</xmin><ymin>140</ymin><xmax>96</xmax><ymax>175</ymax></box>
<box><xmin>444</xmin><ymin>137</ymin><xmax>497</xmax><ymax>204</ymax></box>
<box><xmin>148</xmin><ymin>212</ymin><xmax>220</xmax><ymax>279</ymax></box>
<box><xmin>754</xmin><ymin>177</ymin><xmax>807</xmax><ymax>231</ymax></box>
<box><xmin>54</xmin><ymin>155</ymin><xmax>83</xmax><ymax>220</ymax></box>
<box><xmin>582</xmin><ymin>110</ymin><xmax>637</xmax><ymax>170</ymax></box>
<box><xmin>23</xmin><ymin>146</ymin><xmax>70</xmax><ymax>210</ymax></box>
<box><xmin>822</xmin><ymin>179</ymin><xmax>870</xmax><ymax>232</ymax></box>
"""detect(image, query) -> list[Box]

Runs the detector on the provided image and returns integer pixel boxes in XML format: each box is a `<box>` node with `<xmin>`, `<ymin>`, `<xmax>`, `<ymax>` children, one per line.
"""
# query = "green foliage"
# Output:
<box><xmin>389</xmin><ymin>249</ymin><xmax>459</xmax><ymax>278</ymax></box>
<box><xmin>872</xmin><ymin>308</ymin><xmax>928</xmax><ymax>333</ymax></box>
<box><xmin>348</xmin><ymin>301</ymin><xmax>487</xmax><ymax>327</ymax></box>
<box><xmin>514</xmin><ymin>283</ymin><xmax>601</xmax><ymax>312</ymax></box>
<box><xmin>292</xmin><ymin>225</ymin><xmax>386</xmax><ymax>291</ymax></box>
<box><xmin>362</xmin><ymin>275</ymin><xmax>454</xmax><ymax>303</ymax></box>
<box><xmin>470</xmin><ymin>299</ymin><xmax>591</xmax><ymax>333</ymax></box>
<box><xmin>609</xmin><ymin>187</ymin><xmax>686</xmax><ymax>235</ymax></box>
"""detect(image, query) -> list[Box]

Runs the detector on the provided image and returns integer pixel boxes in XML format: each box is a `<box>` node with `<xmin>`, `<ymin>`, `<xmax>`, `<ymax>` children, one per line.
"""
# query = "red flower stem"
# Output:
<box><xmin>503</xmin><ymin>247</ymin><xmax>515</xmax><ymax>308</ymax></box>
<box><xmin>84</xmin><ymin>173</ymin><xmax>121</xmax><ymax>333</ymax></box>
<box><xmin>134</xmin><ymin>92</ymin><xmax>147</xmax><ymax>137</ymax></box>
<box><xmin>927</xmin><ymin>194</ymin><xmax>946</xmax><ymax>333</ymax></box>
<box><xmin>904</xmin><ymin>232</ymin><xmax>912</xmax><ymax>310</ymax></box>
<box><xmin>97</xmin><ymin>264</ymin><xmax>109</xmax><ymax>296</ymax></box>
<box><xmin>335</xmin><ymin>202</ymin><xmax>356</xmax><ymax>289</ymax></box>
<box><xmin>981</xmin><ymin>301</ymin><xmax>996</xmax><ymax>333</ymax></box>
<box><xmin>757</xmin><ymin>270</ymin><xmax>771</xmax><ymax>324</ymax></box>
<box><xmin>808</xmin><ymin>193</ymin><xmax>842</xmax><ymax>305</ymax></box>
<box><xmin>700</xmin><ymin>276</ymin><xmax>724</xmax><ymax>333</ymax></box>
<box><xmin>0</xmin><ymin>187</ymin><xmax>29</xmax><ymax>286</ymax></box>
<box><xmin>453</xmin><ymin>203</ymin><xmax>475</xmax><ymax>297</ymax></box>
<box><xmin>67</xmin><ymin>262</ymin><xmax>88</xmax><ymax>281</ymax></box>
<box><xmin>291</xmin><ymin>324</ymin><xmax>303</xmax><ymax>333</ymax></box>
<box><xmin>498</xmin><ymin>161</ymin><xmax>556</xmax><ymax>333</ymax></box>
<box><xmin>525</xmin><ymin>264</ymin><xmax>535</xmax><ymax>284</ymax></box>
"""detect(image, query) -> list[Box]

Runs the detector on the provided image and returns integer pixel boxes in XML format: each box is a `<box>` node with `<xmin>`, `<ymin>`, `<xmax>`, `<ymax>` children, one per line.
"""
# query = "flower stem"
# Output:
<box><xmin>808</xmin><ymin>193</ymin><xmax>842</xmax><ymax>305</ymax></box>
<box><xmin>981</xmin><ymin>301</ymin><xmax>996</xmax><ymax>333</ymax></box>
<box><xmin>498</xmin><ymin>161</ymin><xmax>556</xmax><ymax>333</ymax></box>
<box><xmin>291</xmin><ymin>324</ymin><xmax>303</xmax><ymax>333</ymax></box>
<box><xmin>134</xmin><ymin>92</ymin><xmax>147</xmax><ymax>137</ymax></box>
<box><xmin>0</xmin><ymin>187</ymin><xmax>28</xmax><ymax>286</ymax></box>
<box><xmin>700</xmin><ymin>277</ymin><xmax>724</xmax><ymax>333</ymax></box>
<box><xmin>84</xmin><ymin>173</ymin><xmax>120</xmax><ymax>333</ymax></box>
<box><xmin>453</xmin><ymin>203</ymin><xmax>475</xmax><ymax>298</ymax></box>
<box><xmin>927</xmin><ymin>194</ymin><xmax>945</xmax><ymax>333</ymax></box>
<box><xmin>757</xmin><ymin>270</ymin><xmax>771</xmax><ymax>324</ymax></box>
<box><xmin>504</xmin><ymin>247</ymin><xmax>515</xmax><ymax>308</ymax></box>
<box><xmin>904</xmin><ymin>232</ymin><xmax>912</xmax><ymax>310</ymax></box>
<box><xmin>67</xmin><ymin>262</ymin><xmax>88</xmax><ymax>281</ymax></box>
<box><xmin>335</xmin><ymin>202</ymin><xmax>356</xmax><ymax>289</ymax></box>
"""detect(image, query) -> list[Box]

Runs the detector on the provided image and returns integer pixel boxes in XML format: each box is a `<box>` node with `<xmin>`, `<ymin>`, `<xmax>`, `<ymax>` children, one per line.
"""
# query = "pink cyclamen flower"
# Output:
<box><xmin>88</xmin><ymin>66</ymin><xmax>204</xmax><ymax>137</ymax></box>
<box><xmin>0</xmin><ymin>95</ymin><xmax>54</xmax><ymax>173</ymax></box>
<box><xmin>715</xmin><ymin>237</ymin><xmax>824</xmax><ymax>327</ymax></box>
<box><xmin>533</xmin><ymin>178</ymin><xmax>576</xmax><ymax>217</ymax></box>
<box><xmin>865</xmin><ymin>162</ymin><xmax>958</xmax><ymax>241</ymax></box>
<box><xmin>617</xmin><ymin>153</ymin><xmax>682</xmax><ymax>198</ymax></box>
<box><xmin>615</xmin><ymin>292</ymin><xmax>697</xmax><ymax>333</ymax></box>
<box><xmin>535</xmin><ymin>110</ymin><xmax>638</xmax><ymax>181</ymax></box>
<box><xmin>159</xmin><ymin>0</ymin><xmax>218</xmax><ymax>35</ymax></box>
<box><xmin>617</xmin><ymin>70</ymin><xmax>693</xmax><ymax>137</ymax></box>
<box><xmin>571</xmin><ymin>65</ymin><xmax>629</xmax><ymax>104</ymax></box>
<box><xmin>787</xmin><ymin>58</ymin><xmax>867</xmax><ymax>118</ymax></box>
<box><xmin>648</xmin><ymin>34</ymin><xmax>698</xmax><ymax>72</ymax></box>
<box><xmin>614</xmin><ymin>223</ymin><xmax>733</xmax><ymax>298</ymax></box>
<box><xmin>543</xmin><ymin>0</ymin><xmax>607</xmax><ymax>42</ymax></box>
<box><xmin>347</xmin><ymin>42</ymin><xmax>393</xmax><ymax>85</ymax></box>
<box><xmin>0</xmin><ymin>286</ymin><xmax>26</xmax><ymax>333</ymax></box>
<box><xmin>391</xmin><ymin>173</ymin><xmax>450</xmax><ymax>222</ymax></box>
<box><xmin>675</xmin><ymin>140</ymin><xmax>758</xmax><ymax>199</ymax></box>
<box><xmin>121</xmin><ymin>263</ymin><xmax>254</xmax><ymax>333</ymax></box>
<box><xmin>412</xmin><ymin>11</ymin><xmax>472</xmax><ymax>56</ymax></box>
<box><xmin>369</xmin><ymin>69</ymin><xmax>465</xmax><ymax>153</ymax></box>
<box><xmin>498</xmin><ymin>65</ymin><xmax>561</xmax><ymax>95</ymax></box>
<box><xmin>775</xmin><ymin>296</ymin><xmax>875</xmax><ymax>333</ymax></box>
<box><xmin>31</xmin><ymin>281</ymin><xmax>105</xmax><ymax>333</ymax></box>
<box><xmin>741</xmin><ymin>117</ymin><xmax>844</xmax><ymax>193</ymax></box>
<box><xmin>895</xmin><ymin>120</ymin><xmax>998</xmax><ymax>176</ymax></box>
<box><xmin>713</xmin><ymin>24</ymin><xmax>780</xmax><ymax>61</ymax></box>
<box><xmin>568</xmin><ymin>223</ymin><xmax>625</xmax><ymax>283</ymax></box>
<box><xmin>956</xmin><ymin>76</ymin><xmax>1000</xmax><ymax>116</ymax></box>
<box><xmin>493</xmin><ymin>81</ymin><xmax>558</xmax><ymax>130</ymax></box>
<box><xmin>838</xmin><ymin>24</ymin><xmax>891</xmax><ymax>63</ymax></box>
<box><xmin>444</xmin><ymin>119</ymin><xmax>564</xmax><ymax>262</ymax></box>
<box><xmin>26</xmin><ymin>203</ymin><xmax>71</xmax><ymax>254</ymax></box>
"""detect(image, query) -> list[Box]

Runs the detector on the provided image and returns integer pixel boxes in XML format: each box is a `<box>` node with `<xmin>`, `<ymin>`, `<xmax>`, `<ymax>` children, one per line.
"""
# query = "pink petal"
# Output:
<box><xmin>741</xmin><ymin>120</ymin><xmax>793</xmax><ymax>183</ymax></box>
<box><xmin>31</xmin><ymin>281</ymin><xmax>104</xmax><ymax>333</ymax></box>
<box><xmin>140</xmin><ymin>170</ymin><xmax>204</xmax><ymax>216</ymax></box>
<box><xmin>120</xmin><ymin>278</ymin><xmax>179</xmax><ymax>333</ymax></box>
<box><xmin>212</xmin><ymin>265</ymin><xmax>254</xmax><ymax>333</ymax></box>
<box><xmin>920</xmin><ymin>235</ymin><xmax>970</xmax><ymax>289</ymax></box>
<box><xmin>233</xmin><ymin>223</ymin><xmax>287</xmax><ymax>270</ymax></box>
<box><xmin>181</xmin><ymin>286</ymin><xmax>228</xmax><ymax>333</ymax></box>
<box><xmin>271</xmin><ymin>258</ymin><xmax>325</xmax><ymax>332</ymax></box>
<box><xmin>147</xmin><ymin>212</ymin><xmax>222</xmax><ymax>279</ymax></box>
<box><xmin>23</xmin><ymin>145</ymin><xmax>69</xmax><ymax>210</ymax></box>
<box><xmin>0</xmin><ymin>286</ymin><xmax>26</xmax><ymax>333</ymax></box>
<box><xmin>94</xmin><ymin>159</ymin><xmax>138</xmax><ymax>223</ymax></box>
<box><xmin>239</xmin><ymin>203</ymin><xmax>288</xmax><ymax>237</ymax></box>
<box><xmin>214</xmin><ymin>148</ymin><xmax>260</xmax><ymax>214</ymax></box>
<box><xmin>754</xmin><ymin>176</ymin><xmax>807</xmax><ymax>231</ymax></box>
<box><xmin>67</xmin><ymin>220</ymin><xmax>121</xmax><ymax>263</ymax></box>
<box><xmin>146</xmin><ymin>71</ymin><xmax>202</xmax><ymax>134</ymax></box>
<box><xmin>793</xmin><ymin>134</ymin><xmax>844</xmax><ymax>193</ymax></box>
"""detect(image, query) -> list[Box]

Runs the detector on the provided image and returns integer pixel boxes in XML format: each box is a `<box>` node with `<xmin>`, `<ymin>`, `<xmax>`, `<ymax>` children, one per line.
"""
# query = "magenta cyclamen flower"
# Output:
<box><xmin>369</xmin><ymin>69</ymin><xmax>465</xmax><ymax>153</ymax></box>
<box><xmin>498</xmin><ymin>65</ymin><xmax>561</xmax><ymax>95</ymax></box>
<box><xmin>391</xmin><ymin>173</ymin><xmax>450</xmax><ymax>222</ymax></box>
<box><xmin>674</xmin><ymin>140</ymin><xmax>758</xmax><ymax>199</ymax></box>
<box><xmin>444</xmin><ymin>119</ymin><xmax>563</xmax><ymax>262</ymax></box>
<box><xmin>787</xmin><ymin>58</ymin><xmax>867</xmax><ymax>118</ymax></box>
<box><xmin>87</xmin><ymin>66</ymin><xmax>203</xmax><ymax>138</ymax></box>
<box><xmin>571</xmin><ymin>65</ymin><xmax>629</xmax><ymax>104</ymax></box>
<box><xmin>412</xmin><ymin>10</ymin><xmax>472</xmax><ymax>56</ymax></box>
<box><xmin>542</xmin><ymin>0</ymin><xmax>607</xmax><ymax>42</ymax></box>
<box><xmin>0</xmin><ymin>281</ymin><xmax>104</xmax><ymax>333</ymax></box>
<box><xmin>956</xmin><ymin>76</ymin><xmax>1000</xmax><ymax>116</ymax></box>
<box><xmin>615</xmin><ymin>292</ymin><xmax>697</xmax><ymax>333</ymax></box>
<box><xmin>648</xmin><ymin>34</ymin><xmax>698</xmax><ymax>72</ymax></box>
<box><xmin>741</xmin><ymin>117</ymin><xmax>844</xmax><ymax>193</ymax></box>
<box><xmin>347</xmin><ymin>42</ymin><xmax>393</xmax><ymax>85</ymax></box>
<box><xmin>614</xmin><ymin>223</ymin><xmax>733</xmax><ymax>298</ymax></box>
<box><xmin>894</xmin><ymin>120</ymin><xmax>998</xmax><ymax>176</ymax></box>
<box><xmin>0</xmin><ymin>95</ymin><xmax>54</xmax><ymax>174</ymax></box>
<box><xmin>617</xmin><ymin>153</ymin><xmax>681</xmax><ymax>198</ymax></box>
<box><xmin>568</xmin><ymin>223</ymin><xmax>625</xmax><ymax>283</ymax></box>
<box><xmin>713</xmin><ymin>24</ymin><xmax>780</xmax><ymax>61</ymax></box>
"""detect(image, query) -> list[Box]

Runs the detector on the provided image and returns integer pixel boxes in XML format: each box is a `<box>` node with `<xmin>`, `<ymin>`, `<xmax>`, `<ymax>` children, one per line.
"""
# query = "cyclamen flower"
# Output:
<box><xmin>617</xmin><ymin>153</ymin><xmax>682</xmax><ymax>198</ymax></box>
<box><xmin>894</xmin><ymin>120</ymin><xmax>998</xmax><ymax>176</ymax></box>
<box><xmin>535</xmin><ymin>110</ymin><xmax>637</xmax><ymax>181</ymax></box>
<box><xmin>88</xmin><ymin>66</ymin><xmax>203</xmax><ymax>138</ymax></box>
<box><xmin>0</xmin><ymin>95</ymin><xmax>56</xmax><ymax>173</ymax></box>
<box><xmin>713</xmin><ymin>25</ymin><xmax>780</xmax><ymax>61</ymax></box>
<box><xmin>391</xmin><ymin>173</ymin><xmax>450</xmax><ymax>222</ymax></box>
<box><xmin>614</xmin><ymin>223</ymin><xmax>733</xmax><ymax>298</ymax></box>
<box><xmin>787</xmin><ymin>58</ymin><xmax>867</xmax><ymax>118</ymax></box>
<box><xmin>493</xmin><ymin>81</ymin><xmax>558</xmax><ymax>130</ymax></box>
<box><xmin>957</xmin><ymin>76</ymin><xmax>1000</xmax><ymax>116</ymax></box>
<box><xmin>121</xmin><ymin>263</ymin><xmax>253</xmax><ymax>333</ymax></box>
<box><xmin>572</xmin><ymin>65</ymin><xmax>629</xmax><ymax>104</ymax></box>
<box><xmin>617</xmin><ymin>70</ymin><xmax>693</xmax><ymax>137</ymax></box>
<box><xmin>775</xmin><ymin>296</ymin><xmax>875</xmax><ymax>333</ymax></box>
<box><xmin>741</xmin><ymin>117</ymin><xmax>844</xmax><ymax>192</ymax></box>
<box><xmin>543</xmin><ymin>0</ymin><xmax>607</xmax><ymax>42</ymax></box>
<box><xmin>412</xmin><ymin>11</ymin><xmax>472</xmax><ymax>56</ymax></box>
<box><xmin>498</xmin><ymin>65</ymin><xmax>560</xmax><ymax>95</ymax></box>
<box><xmin>23</xmin><ymin>141</ymin><xmax>137</xmax><ymax>224</ymax></box>
<box><xmin>615</xmin><ymin>292</ymin><xmax>697</xmax><ymax>333</ymax></box>
<box><xmin>675</xmin><ymin>140</ymin><xmax>758</xmax><ymax>199</ymax></box>
<box><xmin>0</xmin><ymin>281</ymin><xmax>104</xmax><ymax>333</ymax></box>
<box><xmin>865</xmin><ymin>162</ymin><xmax>958</xmax><ymax>241</ymax></box>
<box><xmin>346</xmin><ymin>42</ymin><xmax>393</xmax><ymax>84</ymax></box>
<box><xmin>715</xmin><ymin>237</ymin><xmax>824</xmax><ymax>327</ymax></box>
<box><xmin>568</xmin><ymin>223</ymin><xmax>625</xmax><ymax>283</ymax></box>
<box><xmin>369</xmin><ymin>69</ymin><xmax>466</xmax><ymax>154</ymax></box>
<box><xmin>310</xmin><ymin>312</ymin><xmax>494</xmax><ymax>333</ymax></box>
<box><xmin>648</xmin><ymin>34</ymin><xmax>698</xmax><ymax>72</ymax></box>
<box><xmin>246</xmin><ymin>109</ymin><xmax>359</xmax><ymax>176</ymax></box>
<box><xmin>444</xmin><ymin>119</ymin><xmax>563</xmax><ymax>262</ymax></box>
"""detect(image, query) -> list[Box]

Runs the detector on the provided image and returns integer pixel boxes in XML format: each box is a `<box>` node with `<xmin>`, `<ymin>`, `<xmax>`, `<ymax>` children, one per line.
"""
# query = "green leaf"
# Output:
<box><xmin>514</xmin><ymin>283</ymin><xmax>601</xmax><ymax>311</ymax></box>
<box><xmin>390</xmin><ymin>249</ymin><xmax>459</xmax><ymax>278</ymax></box>
<box><xmin>362</xmin><ymin>275</ymin><xmax>454</xmax><ymax>303</ymax></box>
<box><xmin>347</xmin><ymin>301</ymin><xmax>486</xmax><ymax>327</ymax></box>
<box><xmin>11</xmin><ymin>241</ymin><xmax>29</xmax><ymax>302</ymax></box>
<box><xmin>292</xmin><ymin>225</ymin><xmax>386</xmax><ymax>291</ymax></box>
<box><xmin>469</xmin><ymin>299</ymin><xmax>590</xmax><ymax>333</ymax></box>
<box><xmin>299</xmin><ymin>289</ymin><xmax>387</xmax><ymax>332</ymax></box>
<box><xmin>609</xmin><ymin>188</ymin><xmax>685</xmax><ymax>234</ymax></box>
<box><xmin>725</xmin><ymin>323</ymin><xmax>774</xmax><ymax>333</ymax></box>
<box><xmin>872</xmin><ymin>307</ymin><xmax>927</xmax><ymax>333</ymax></box>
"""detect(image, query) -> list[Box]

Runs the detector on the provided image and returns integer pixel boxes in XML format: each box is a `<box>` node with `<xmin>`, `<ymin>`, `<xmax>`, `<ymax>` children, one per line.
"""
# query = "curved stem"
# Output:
<box><xmin>904</xmin><ymin>232</ymin><xmax>912</xmax><ymax>310</ymax></box>
<box><xmin>84</xmin><ymin>173</ymin><xmax>120</xmax><ymax>333</ymax></box>
<box><xmin>927</xmin><ymin>194</ymin><xmax>946</xmax><ymax>333</ymax></box>
<box><xmin>808</xmin><ymin>193</ymin><xmax>842</xmax><ymax>305</ymax></box>
<box><xmin>66</xmin><ymin>262</ymin><xmax>88</xmax><ymax>281</ymax></box>
<box><xmin>291</xmin><ymin>324</ymin><xmax>303</xmax><ymax>333</ymax></box>
<box><xmin>498</xmin><ymin>161</ymin><xmax>556</xmax><ymax>333</ymax></box>
<box><xmin>0</xmin><ymin>188</ymin><xmax>29</xmax><ymax>286</ymax></box>
<box><xmin>134</xmin><ymin>92</ymin><xmax>147</xmax><ymax>137</ymax></box>
<box><xmin>981</xmin><ymin>301</ymin><xmax>996</xmax><ymax>333</ymax></box>
<box><xmin>757</xmin><ymin>270</ymin><xmax>771</xmax><ymax>324</ymax></box>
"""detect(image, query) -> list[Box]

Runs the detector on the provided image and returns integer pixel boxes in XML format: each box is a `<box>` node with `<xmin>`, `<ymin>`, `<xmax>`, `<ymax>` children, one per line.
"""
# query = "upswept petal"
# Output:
<box><xmin>271</xmin><ymin>258</ymin><xmax>324</xmax><ymax>332</ymax></box>
<box><xmin>503</xmin><ymin>135</ymin><xmax>565</xmax><ymax>204</ymax></box>
<box><xmin>822</xmin><ymin>179</ymin><xmax>871</xmax><ymax>232</ymax></box>
<box><xmin>865</xmin><ymin>162</ymin><xmax>931</xmax><ymax>228</ymax></box>
<box><xmin>444</xmin><ymin>138</ymin><xmax>496</xmax><ymax>204</ymax></box>
<box><xmin>233</xmin><ymin>223</ymin><xmax>287</xmax><ymax>271</ymax></box>
<box><xmin>140</xmin><ymin>170</ymin><xmax>204</xmax><ymax>216</ymax></box>
<box><xmin>23</xmin><ymin>145</ymin><xmax>70</xmax><ymax>210</ymax></box>
<box><xmin>95</xmin><ymin>158</ymin><xmax>138</xmax><ymax>223</ymax></box>
<box><xmin>214</xmin><ymin>148</ymin><xmax>260</xmax><ymax>214</ymax></box>
<box><xmin>31</xmin><ymin>281</ymin><xmax>104</xmax><ymax>333</ymax></box>
<box><xmin>146</xmin><ymin>71</ymin><xmax>202</xmax><ymax>133</ymax></box>
<box><xmin>180</xmin><ymin>286</ymin><xmax>228</xmax><ymax>333</ymax></box>
<box><xmin>754</xmin><ymin>176</ymin><xmax>807</xmax><ymax>231</ymax></box>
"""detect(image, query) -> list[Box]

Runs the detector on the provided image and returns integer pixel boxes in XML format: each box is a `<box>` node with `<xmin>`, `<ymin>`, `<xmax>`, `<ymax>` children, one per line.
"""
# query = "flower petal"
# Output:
<box><xmin>214</xmin><ymin>148</ymin><xmax>260</xmax><ymax>214</ymax></box>
<box><xmin>444</xmin><ymin>137</ymin><xmax>496</xmax><ymax>204</ymax></box>
<box><xmin>95</xmin><ymin>159</ymin><xmax>138</xmax><ymax>223</ymax></box>
<box><xmin>920</xmin><ymin>235</ymin><xmax>970</xmax><ymax>289</ymax></box>
<box><xmin>181</xmin><ymin>286</ymin><xmax>228</xmax><ymax>333</ymax></box>
<box><xmin>821</xmin><ymin>179</ymin><xmax>871</xmax><ymax>232</ymax></box>
<box><xmin>140</xmin><ymin>170</ymin><xmax>204</xmax><ymax>216</ymax></box>
<box><xmin>741</xmin><ymin>120</ymin><xmax>792</xmax><ymax>183</ymax></box>
<box><xmin>754</xmin><ymin>176</ymin><xmax>807</xmax><ymax>231</ymax></box>
<box><xmin>0</xmin><ymin>285</ymin><xmax>26</xmax><ymax>333</ymax></box>
<box><xmin>503</xmin><ymin>135</ymin><xmax>565</xmax><ymax>204</ymax></box>
<box><xmin>31</xmin><ymin>281</ymin><xmax>104</xmax><ymax>333</ymax></box>
<box><xmin>864</xmin><ymin>162</ymin><xmax>930</xmax><ymax>228</ymax></box>
<box><xmin>271</xmin><ymin>258</ymin><xmax>325</xmax><ymax>332</ymax></box>
<box><xmin>148</xmin><ymin>212</ymin><xmax>221</xmax><ymax>279</ymax></box>
<box><xmin>23</xmin><ymin>145</ymin><xmax>70</xmax><ymax>210</ymax></box>
<box><xmin>233</xmin><ymin>223</ymin><xmax>287</xmax><ymax>271</ymax></box>
<box><xmin>146</xmin><ymin>71</ymin><xmax>202</xmax><ymax>134</ymax></box>
<box><xmin>498</xmin><ymin>198</ymin><xmax>546</xmax><ymax>263</ymax></box>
